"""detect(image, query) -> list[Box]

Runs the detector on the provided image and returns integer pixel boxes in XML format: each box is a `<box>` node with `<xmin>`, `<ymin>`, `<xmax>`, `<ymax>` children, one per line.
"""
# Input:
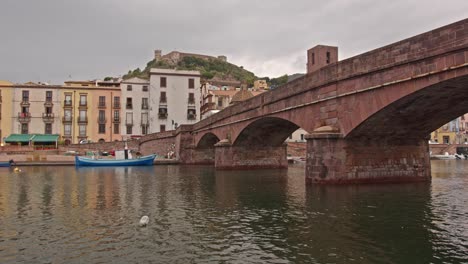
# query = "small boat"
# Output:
<box><xmin>75</xmin><ymin>154</ymin><xmax>156</xmax><ymax>167</ymax></box>
<box><xmin>0</xmin><ymin>160</ymin><xmax>16</xmax><ymax>167</ymax></box>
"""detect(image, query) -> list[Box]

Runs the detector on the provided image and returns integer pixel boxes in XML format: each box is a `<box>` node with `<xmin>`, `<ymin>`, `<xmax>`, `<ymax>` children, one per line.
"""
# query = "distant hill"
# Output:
<box><xmin>123</xmin><ymin>56</ymin><xmax>257</xmax><ymax>85</ymax></box>
<box><xmin>122</xmin><ymin>54</ymin><xmax>305</xmax><ymax>88</ymax></box>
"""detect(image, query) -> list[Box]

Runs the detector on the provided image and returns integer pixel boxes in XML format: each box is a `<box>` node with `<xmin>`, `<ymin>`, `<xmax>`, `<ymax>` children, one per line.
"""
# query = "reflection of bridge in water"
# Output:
<box><xmin>139</xmin><ymin>19</ymin><xmax>468</xmax><ymax>184</ymax></box>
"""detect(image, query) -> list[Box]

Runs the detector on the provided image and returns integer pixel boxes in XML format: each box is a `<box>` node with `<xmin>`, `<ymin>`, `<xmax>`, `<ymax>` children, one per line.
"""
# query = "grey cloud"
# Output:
<box><xmin>0</xmin><ymin>0</ymin><xmax>467</xmax><ymax>83</ymax></box>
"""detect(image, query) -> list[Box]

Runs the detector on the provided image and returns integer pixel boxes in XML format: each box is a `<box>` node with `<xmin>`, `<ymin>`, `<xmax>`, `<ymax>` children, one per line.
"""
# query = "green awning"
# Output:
<box><xmin>32</xmin><ymin>134</ymin><xmax>59</xmax><ymax>143</ymax></box>
<box><xmin>4</xmin><ymin>134</ymin><xmax>34</xmax><ymax>143</ymax></box>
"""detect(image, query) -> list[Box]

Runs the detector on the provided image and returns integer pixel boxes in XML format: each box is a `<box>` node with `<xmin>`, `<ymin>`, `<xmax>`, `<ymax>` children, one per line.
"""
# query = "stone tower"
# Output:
<box><xmin>154</xmin><ymin>50</ymin><xmax>162</xmax><ymax>61</ymax></box>
<box><xmin>307</xmin><ymin>45</ymin><xmax>338</xmax><ymax>74</ymax></box>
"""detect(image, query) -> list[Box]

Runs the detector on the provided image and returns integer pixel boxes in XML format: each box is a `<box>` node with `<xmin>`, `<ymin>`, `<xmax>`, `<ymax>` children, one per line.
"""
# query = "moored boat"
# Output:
<box><xmin>75</xmin><ymin>154</ymin><xmax>157</xmax><ymax>167</ymax></box>
<box><xmin>0</xmin><ymin>160</ymin><xmax>16</xmax><ymax>167</ymax></box>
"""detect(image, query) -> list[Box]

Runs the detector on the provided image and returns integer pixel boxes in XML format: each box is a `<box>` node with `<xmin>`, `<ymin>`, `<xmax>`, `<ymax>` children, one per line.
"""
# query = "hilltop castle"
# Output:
<box><xmin>153</xmin><ymin>50</ymin><xmax>227</xmax><ymax>65</ymax></box>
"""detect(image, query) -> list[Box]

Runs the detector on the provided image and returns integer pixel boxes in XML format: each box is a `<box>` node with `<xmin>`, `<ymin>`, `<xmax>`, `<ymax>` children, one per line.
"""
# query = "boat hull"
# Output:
<box><xmin>75</xmin><ymin>154</ymin><xmax>156</xmax><ymax>167</ymax></box>
<box><xmin>0</xmin><ymin>162</ymin><xmax>11</xmax><ymax>167</ymax></box>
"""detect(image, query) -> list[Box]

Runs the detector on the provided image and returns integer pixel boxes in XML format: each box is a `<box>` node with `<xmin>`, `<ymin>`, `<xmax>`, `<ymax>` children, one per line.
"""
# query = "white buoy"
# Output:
<box><xmin>139</xmin><ymin>216</ymin><xmax>149</xmax><ymax>227</ymax></box>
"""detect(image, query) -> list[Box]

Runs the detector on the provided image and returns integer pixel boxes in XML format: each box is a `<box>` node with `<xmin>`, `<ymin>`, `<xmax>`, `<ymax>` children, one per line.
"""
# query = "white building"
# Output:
<box><xmin>286</xmin><ymin>128</ymin><xmax>308</xmax><ymax>142</ymax></box>
<box><xmin>120</xmin><ymin>77</ymin><xmax>150</xmax><ymax>140</ymax></box>
<box><xmin>11</xmin><ymin>83</ymin><xmax>61</xmax><ymax>135</ymax></box>
<box><xmin>149</xmin><ymin>69</ymin><xmax>201</xmax><ymax>132</ymax></box>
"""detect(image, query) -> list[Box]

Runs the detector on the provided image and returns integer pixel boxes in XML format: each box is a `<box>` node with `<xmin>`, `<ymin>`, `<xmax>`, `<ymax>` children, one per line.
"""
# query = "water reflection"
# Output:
<box><xmin>0</xmin><ymin>162</ymin><xmax>466</xmax><ymax>263</ymax></box>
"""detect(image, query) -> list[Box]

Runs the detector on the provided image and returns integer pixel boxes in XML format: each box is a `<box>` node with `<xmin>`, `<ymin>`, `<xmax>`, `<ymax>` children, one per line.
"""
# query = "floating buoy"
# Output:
<box><xmin>139</xmin><ymin>216</ymin><xmax>149</xmax><ymax>227</ymax></box>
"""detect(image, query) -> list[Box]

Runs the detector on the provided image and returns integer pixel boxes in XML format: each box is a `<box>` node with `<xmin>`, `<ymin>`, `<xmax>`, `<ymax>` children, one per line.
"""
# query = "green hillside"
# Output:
<box><xmin>122</xmin><ymin>55</ymin><xmax>304</xmax><ymax>88</ymax></box>
<box><xmin>123</xmin><ymin>56</ymin><xmax>257</xmax><ymax>85</ymax></box>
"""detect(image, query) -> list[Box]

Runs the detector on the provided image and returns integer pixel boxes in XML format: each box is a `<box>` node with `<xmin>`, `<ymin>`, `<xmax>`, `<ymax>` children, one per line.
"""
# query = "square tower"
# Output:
<box><xmin>307</xmin><ymin>45</ymin><xmax>338</xmax><ymax>74</ymax></box>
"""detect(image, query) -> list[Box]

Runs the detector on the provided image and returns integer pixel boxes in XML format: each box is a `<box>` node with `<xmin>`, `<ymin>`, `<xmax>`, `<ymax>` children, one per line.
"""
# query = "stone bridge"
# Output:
<box><xmin>141</xmin><ymin>19</ymin><xmax>468</xmax><ymax>184</ymax></box>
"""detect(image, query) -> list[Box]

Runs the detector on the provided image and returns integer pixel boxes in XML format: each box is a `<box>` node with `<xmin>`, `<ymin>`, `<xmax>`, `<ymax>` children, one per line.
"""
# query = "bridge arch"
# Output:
<box><xmin>346</xmin><ymin>75</ymin><xmax>468</xmax><ymax>141</ymax></box>
<box><xmin>232</xmin><ymin>117</ymin><xmax>302</xmax><ymax>147</ymax></box>
<box><xmin>196</xmin><ymin>132</ymin><xmax>220</xmax><ymax>149</ymax></box>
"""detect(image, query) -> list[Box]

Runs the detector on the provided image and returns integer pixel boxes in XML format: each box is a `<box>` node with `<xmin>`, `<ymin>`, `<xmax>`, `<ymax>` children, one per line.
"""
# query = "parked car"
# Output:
<box><xmin>79</xmin><ymin>139</ymin><xmax>92</xmax><ymax>144</ymax></box>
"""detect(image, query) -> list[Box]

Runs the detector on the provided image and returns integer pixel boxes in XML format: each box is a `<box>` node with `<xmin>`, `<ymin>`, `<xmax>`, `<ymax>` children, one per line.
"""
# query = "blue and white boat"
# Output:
<box><xmin>0</xmin><ymin>160</ymin><xmax>16</xmax><ymax>167</ymax></box>
<box><xmin>75</xmin><ymin>154</ymin><xmax>156</xmax><ymax>167</ymax></box>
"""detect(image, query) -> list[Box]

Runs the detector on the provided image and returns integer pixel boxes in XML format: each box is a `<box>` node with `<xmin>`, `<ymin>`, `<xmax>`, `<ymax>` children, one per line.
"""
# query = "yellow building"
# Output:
<box><xmin>0</xmin><ymin>80</ymin><xmax>14</xmax><ymax>144</ymax></box>
<box><xmin>60</xmin><ymin>81</ymin><xmax>121</xmax><ymax>144</ymax></box>
<box><xmin>253</xmin><ymin>79</ymin><xmax>268</xmax><ymax>90</ymax></box>
<box><xmin>431</xmin><ymin>117</ymin><xmax>467</xmax><ymax>144</ymax></box>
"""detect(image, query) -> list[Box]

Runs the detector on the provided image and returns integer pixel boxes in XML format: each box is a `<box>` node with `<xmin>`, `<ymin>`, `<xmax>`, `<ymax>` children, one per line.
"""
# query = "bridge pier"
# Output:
<box><xmin>179</xmin><ymin>145</ymin><xmax>215</xmax><ymax>165</ymax></box>
<box><xmin>214</xmin><ymin>140</ymin><xmax>288</xmax><ymax>170</ymax></box>
<box><xmin>305</xmin><ymin>132</ymin><xmax>431</xmax><ymax>184</ymax></box>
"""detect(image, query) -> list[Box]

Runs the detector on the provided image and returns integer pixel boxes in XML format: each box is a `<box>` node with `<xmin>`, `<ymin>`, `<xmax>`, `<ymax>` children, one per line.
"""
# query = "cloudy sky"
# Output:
<box><xmin>1</xmin><ymin>0</ymin><xmax>467</xmax><ymax>84</ymax></box>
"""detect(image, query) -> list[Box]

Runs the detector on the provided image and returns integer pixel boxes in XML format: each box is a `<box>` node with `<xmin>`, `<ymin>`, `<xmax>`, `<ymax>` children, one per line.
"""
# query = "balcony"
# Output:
<box><xmin>77</xmin><ymin>116</ymin><xmax>88</xmax><ymax>124</ymax></box>
<box><xmin>44</xmin><ymin>99</ymin><xmax>53</xmax><ymax>107</ymax></box>
<box><xmin>79</xmin><ymin>101</ymin><xmax>87</xmax><ymax>108</ymax></box>
<box><xmin>18</xmin><ymin>112</ymin><xmax>31</xmax><ymax>123</ymax></box>
<box><xmin>62</xmin><ymin>116</ymin><xmax>73</xmax><ymax>123</ymax></box>
<box><xmin>98</xmin><ymin>102</ymin><xmax>106</xmax><ymax>109</ymax></box>
<box><xmin>160</xmin><ymin>97</ymin><xmax>167</xmax><ymax>104</ymax></box>
<box><xmin>187</xmin><ymin>113</ymin><xmax>197</xmax><ymax>120</ymax></box>
<box><xmin>64</xmin><ymin>100</ymin><xmax>72</xmax><ymax>107</ymax></box>
<box><xmin>125</xmin><ymin>119</ymin><xmax>133</xmax><ymax>126</ymax></box>
<box><xmin>126</xmin><ymin>104</ymin><xmax>133</xmax><ymax>110</ymax></box>
<box><xmin>97</xmin><ymin>117</ymin><xmax>107</xmax><ymax>124</ymax></box>
<box><xmin>42</xmin><ymin>113</ymin><xmax>55</xmax><ymax>123</ymax></box>
<box><xmin>188</xmin><ymin>98</ymin><xmax>196</xmax><ymax>105</ymax></box>
<box><xmin>20</xmin><ymin>100</ymin><xmax>30</xmax><ymax>107</ymax></box>
<box><xmin>113</xmin><ymin>102</ymin><xmax>121</xmax><ymax>109</ymax></box>
<box><xmin>113</xmin><ymin>116</ymin><xmax>120</xmax><ymax>123</ymax></box>
<box><xmin>142</xmin><ymin>105</ymin><xmax>149</xmax><ymax>110</ymax></box>
<box><xmin>158</xmin><ymin>112</ymin><xmax>168</xmax><ymax>119</ymax></box>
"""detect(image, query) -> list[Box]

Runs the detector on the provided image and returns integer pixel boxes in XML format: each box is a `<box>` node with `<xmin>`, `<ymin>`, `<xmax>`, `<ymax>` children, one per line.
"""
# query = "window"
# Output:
<box><xmin>98</xmin><ymin>124</ymin><xmax>106</xmax><ymax>134</ymax></box>
<box><xmin>312</xmin><ymin>52</ymin><xmax>315</xmax><ymax>64</ymax></box>
<box><xmin>98</xmin><ymin>110</ymin><xmax>105</xmax><ymax>122</ymax></box>
<box><xmin>45</xmin><ymin>123</ymin><xmax>52</xmax><ymax>134</ymax></box>
<box><xmin>126</xmin><ymin>112</ymin><xmax>133</xmax><ymax>125</ymax></box>
<box><xmin>114</xmin><ymin>110</ymin><xmax>120</xmax><ymax>122</ymax></box>
<box><xmin>113</xmin><ymin>96</ymin><xmax>120</xmax><ymax>108</ymax></box>
<box><xmin>142</xmin><ymin>85</ymin><xmax>148</xmax><ymax>92</ymax></box>
<box><xmin>114</xmin><ymin>124</ymin><xmax>120</xmax><ymax>134</ymax></box>
<box><xmin>218</xmin><ymin>98</ymin><xmax>223</xmax><ymax>107</ymax></box>
<box><xmin>126</xmin><ymin>97</ymin><xmax>133</xmax><ymax>109</ymax></box>
<box><xmin>160</xmin><ymin>125</ymin><xmax>166</xmax><ymax>132</ymax></box>
<box><xmin>289</xmin><ymin>134</ymin><xmax>293</xmax><ymax>139</ymax></box>
<box><xmin>141</xmin><ymin>113</ymin><xmax>148</xmax><ymax>125</ymax></box>
<box><xmin>188</xmin><ymin>93</ymin><xmax>195</xmax><ymax>104</ymax></box>
<box><xmin>21</xmin><ymin>123</ymin><xmax>28</xmax><ymax>134</ymax></box>
<box><xmin>46</xmin><ymin>91</ymin><xmax>52</xmax><ymax>102</ymax></box>
<box><xmin>127</xmin><ymin>85</ymin><xmax>132</xmax><ymax>91</ymax></box>
<box><xmin>22</xmin><ymin>91</ymin><xmax>29</xmax><ymax>102</ymax></box>
<box><xmin>99</xmin><ymin>96</ymin><xmax>106</xmax><ymax>107</ymax></box>
<box><xmin>65</xmin><ymin>94</ymin><xmax>72</xmax><ymax>106</ymax></box>
<box><xmin>80</xmin><ymin>94</ymin><xmax>87</xmax><ymax>106</ymax></box>
<box><xmin>142</xmin><ymin>98</ymin><xmax>148</xmax><ymax>110</ymax></box>
<box><xmin>300</xmin><ymin>134</ymin><xmax>305</xmax><ymax>141</ymax></box>
<box><xmin>126</xmin><ymin>125</ymin><xmax>132</xmax><ymax>134</ymax></box>
<box><xmin>326</xmin><ymin>51</ymin><xmax>330</xmax><ymax>64</ymax></box>
<box><xmin>64</xmin><ymin>124</ymin><xmax>71</xmax><ymax>135</ymax></box>
<box><xmin>160</xmin><ymin>77</ymin><xmax>166</xmax><ymax>88</ymax></box>
<box><xmin>443</xmin><ymin>136</ymin><xmax>450</xmax><ymax>144</ymax></box>
<box><xmin>187</xmin><ymin>109</ymin><xmax>196</xmax><ymax>120</ymax></box>
<box><xmin>45</xmin><ymin>106</ymin><xmax>52</xmax><ymax>115</ymax></box>
<box><xmin>79</xmin><ymin>110</ymin><xmax>87</xmax><ymax>122</ymax></box>
<box><xmin>142</xmin><ymin>125</ymin><xmax>148</xmax><ymax>135</ymax></box>
<box><xmin>79</xmin><ymin>125</ymin><xmax>86</xmax><ymax>136</ymax></box>
<box><xmin>188</xmin><ymin>78</ymin><xmax>194</xmax><ymax>89</ymax></box>
<box><xmin>64</xmin><ymin>109</ymin><xmax>72</xmax><ymax>121</ymax></box>
<box><xmin>160</xmin><ymin>92</ymin><xmax>167</xmax><ymax>103</ymax></box>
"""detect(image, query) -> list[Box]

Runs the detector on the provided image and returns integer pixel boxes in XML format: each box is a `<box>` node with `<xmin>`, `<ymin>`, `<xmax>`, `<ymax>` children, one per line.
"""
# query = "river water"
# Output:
<box><xmin>0</xmin><ymin>161</ymin><xmax>467</xmax><ymax>263</ymax></box>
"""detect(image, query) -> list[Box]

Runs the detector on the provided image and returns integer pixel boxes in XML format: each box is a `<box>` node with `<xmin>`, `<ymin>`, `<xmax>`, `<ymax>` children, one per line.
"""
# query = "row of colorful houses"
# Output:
<box><xmin>0</xmin><ymin>68</ymin><xmax>201</xmax><ymax>145</ymax></box>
